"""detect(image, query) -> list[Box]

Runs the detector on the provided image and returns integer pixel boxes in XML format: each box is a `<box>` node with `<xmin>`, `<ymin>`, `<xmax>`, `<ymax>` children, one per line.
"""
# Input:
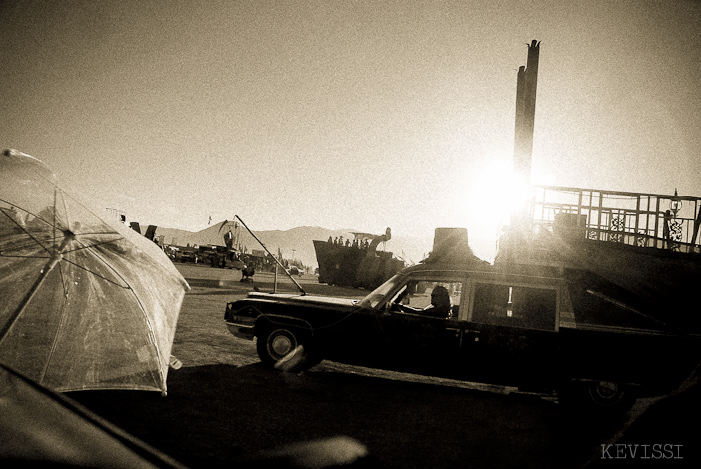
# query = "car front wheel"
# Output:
<box><xmin>256</xmin><ymin>327</ymin><xmax>320</xmax><ymax>372</ymax></box>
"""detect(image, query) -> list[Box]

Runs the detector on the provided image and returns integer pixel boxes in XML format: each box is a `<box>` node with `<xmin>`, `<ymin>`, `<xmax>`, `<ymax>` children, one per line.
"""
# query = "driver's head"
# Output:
<box><xmin>430</xmin><ymin>285</ymin><xmax>451</xmax><ymax>310</ymax></box>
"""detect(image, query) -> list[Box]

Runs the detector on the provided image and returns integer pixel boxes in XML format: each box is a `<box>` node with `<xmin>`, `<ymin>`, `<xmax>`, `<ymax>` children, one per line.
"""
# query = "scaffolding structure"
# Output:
<box><xmin>529</xmin><ymin>186</ymin><xmax>701</xmax><ymax>254</ymax></box>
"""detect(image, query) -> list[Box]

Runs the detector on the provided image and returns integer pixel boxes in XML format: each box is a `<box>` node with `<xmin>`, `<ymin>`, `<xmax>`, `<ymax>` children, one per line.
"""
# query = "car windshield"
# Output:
<box><xmin>357</xmin><ymin>274</ymin><xmax>404</xmax><ymax>309</ymax></box>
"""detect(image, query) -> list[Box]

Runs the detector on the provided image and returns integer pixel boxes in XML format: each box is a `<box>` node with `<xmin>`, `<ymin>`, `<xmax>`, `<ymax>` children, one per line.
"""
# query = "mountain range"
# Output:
<box><xmin>151</xmin><ymin>221</ymin><xmax>433</xmax><ymax>269</ymax></box>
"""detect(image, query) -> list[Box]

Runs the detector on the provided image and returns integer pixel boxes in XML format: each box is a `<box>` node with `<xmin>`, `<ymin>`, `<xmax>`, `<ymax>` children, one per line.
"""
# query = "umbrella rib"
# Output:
<box><xmin>0</xmin><ymin>253</ymin><xmax>51</xmax><ymax>259</ymax></box>
<box><xmin>0</xmin><ymin>207</ymin><xmax>56</xmax><ymax>255</ymax></box>
<box><xmin>77</xmin><ymin>240</ymin><xmax>169</xmax><ymax>393</ymax></box>
<box><xmin>0</xmin><ymin>233</ymin><xmax>74</xmax><ymax>343</ymax></box>
<box><xmin>41</xmin><ymin>188</ymin><xmax>73</xmax><ymax>383</ymax></box>
<box><xmin>39</xmin><ymin>260</ymin><xmax>71</xmax><ymax>384</ymax></box>
<box><xmin>62</xmin><ymin>234</ymin><xmax>124</xmax><ymax>253</ymax></box>
<box><xmin>0</xmin><ymin>202</ymin><xmax>57</xmax><ymax>230</ymax></box>
<box><xmin>65</xmin><ymin>233</ymin><xmax>146</xmax><ymax>288</ymax></box>
<box><xmin>0</xmin><ymin>233</ymin><xmax>70</xmax><ymax>257</ymax></box>
<box><xmin>60</xmin><ymin>258</ymin><xmax>132</xmax><ymax>289</ymax></box>
<box><xmin>0</xmin><ymin>206</ymin><xmax>120</xmax><ymax>257</ymax></box>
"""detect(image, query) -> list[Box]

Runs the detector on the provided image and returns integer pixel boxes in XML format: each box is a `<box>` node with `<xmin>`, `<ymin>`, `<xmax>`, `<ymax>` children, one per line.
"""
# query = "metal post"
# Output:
<box><xmin>234</xmin><ymin>215</ymin><xmax>306</xmax><ymax>295</ymax></box>
<box><xmin>691</xmin><ymin>200</ymin><xmax>701</xmax><ymax>246</ymax></box>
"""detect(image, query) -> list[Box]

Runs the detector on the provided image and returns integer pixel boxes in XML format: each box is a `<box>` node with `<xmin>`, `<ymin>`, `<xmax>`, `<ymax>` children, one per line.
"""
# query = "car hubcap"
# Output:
<box><xmin>270</xmin><ymin>334</ymin><xmax>293</xmax><ymax>357</ymax></box>
<box><xmin>595</xmin><ymin>381</ymin><xmax>618</xmax><ymax>398</ymax></box>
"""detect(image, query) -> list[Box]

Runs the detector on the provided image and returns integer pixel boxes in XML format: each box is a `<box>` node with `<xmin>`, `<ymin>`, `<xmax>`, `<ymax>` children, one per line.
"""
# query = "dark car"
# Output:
<box><xmin>179</xmin><ymin>250</ymin><xmax>198</xmax><ymax>263</ymax></box>
<box><xmin>225</xmin><ymin>255</ymin><xmax>700</xmax><ymax>412</ymax></box>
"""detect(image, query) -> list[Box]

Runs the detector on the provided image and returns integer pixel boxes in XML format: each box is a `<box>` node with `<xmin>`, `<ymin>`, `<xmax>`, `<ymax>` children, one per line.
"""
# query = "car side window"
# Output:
<box><xmin>471</xmin><ymin>283</ymin><xmax>556</xmax><ymax>331</ymax></box>
<box><xmin>390</xmin><ymin>279</ymin><xmax>463</xmax><ymax>319</ymax></box>
<box><xmin>395</xmin><ymin>281</ymin><xmax>430</xmax><ymax>309</ymax></box>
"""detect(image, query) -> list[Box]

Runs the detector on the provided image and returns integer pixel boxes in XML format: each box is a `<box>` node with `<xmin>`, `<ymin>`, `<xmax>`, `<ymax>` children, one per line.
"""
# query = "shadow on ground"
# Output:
<box><xmin>68</xmin><ymin>363</ymin><xmax>639</xmax><ymax>469</ymax></box>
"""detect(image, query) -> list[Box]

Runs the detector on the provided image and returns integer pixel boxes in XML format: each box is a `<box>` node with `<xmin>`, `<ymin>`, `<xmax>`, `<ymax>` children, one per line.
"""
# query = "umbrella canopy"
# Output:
<box><xmin>0</xmin><ymin>149</ymin><xmax>189</xmax><ymax>394</ymax></box>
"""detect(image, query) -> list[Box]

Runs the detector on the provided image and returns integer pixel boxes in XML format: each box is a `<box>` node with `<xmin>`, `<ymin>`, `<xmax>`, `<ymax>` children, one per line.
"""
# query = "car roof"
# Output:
<box><xmin>402</xmin><ymin>256</ymin><xmax>564</xmax><ymax>282</ymax></box>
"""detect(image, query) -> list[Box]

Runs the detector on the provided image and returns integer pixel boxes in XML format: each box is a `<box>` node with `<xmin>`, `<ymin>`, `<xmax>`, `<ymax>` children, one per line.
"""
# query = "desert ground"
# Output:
<box><xmin>69</xmin><ymin>262</ymin><xmax>700</xmax><ymax>468</ymax></box>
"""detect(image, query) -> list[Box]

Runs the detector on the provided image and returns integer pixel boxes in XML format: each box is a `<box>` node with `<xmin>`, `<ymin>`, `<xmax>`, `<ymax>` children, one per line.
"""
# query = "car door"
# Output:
<box><xmin>462</xmin><ymin>277</ymin><xmax>560</xmax><ymax>388</ymax></box>
<box><xmin>375</xmin><ymin>275</ymin><xmax>466</xmax><ymax>377</ymax></box>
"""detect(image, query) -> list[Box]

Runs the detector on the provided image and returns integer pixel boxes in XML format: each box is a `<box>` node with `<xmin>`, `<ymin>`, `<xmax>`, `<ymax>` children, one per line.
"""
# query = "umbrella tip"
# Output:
<box><xmin>3</xmin><ymin>149</ymin><xmax>25</xmax><ymax>157</ymax></box>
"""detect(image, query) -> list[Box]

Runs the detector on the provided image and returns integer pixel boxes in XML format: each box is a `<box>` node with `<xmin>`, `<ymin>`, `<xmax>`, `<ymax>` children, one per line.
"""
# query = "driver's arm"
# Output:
<box><xmin>393</xmin><ymin>302</ymin><xmax>421</xmax><ymax>313</ymax></box>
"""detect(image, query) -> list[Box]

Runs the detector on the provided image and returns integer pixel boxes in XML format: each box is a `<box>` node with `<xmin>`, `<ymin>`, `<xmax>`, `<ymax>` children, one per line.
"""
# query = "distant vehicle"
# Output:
<box><xmin>225</xmin><ymin>253</ymin><xmax>701</xmax><ymax>413</ymax></box>
<box><xmin>164</xmin><ymin>245</ymin><xmax>179</xmax><ymax>261</ymax></box>
<box><xmin>288</xmin><ymin>266</ymin><xmax>303</xmax><ymax>276</ymax></box>
<box><xmin>179</xmin><ymin>250</ymin><xmax>197</xmax><ymax>263</ymax></box>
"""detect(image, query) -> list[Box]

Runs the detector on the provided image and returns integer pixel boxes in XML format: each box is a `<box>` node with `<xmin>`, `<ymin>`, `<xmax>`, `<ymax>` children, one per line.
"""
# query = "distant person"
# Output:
<box><xmin>328</xmin><ymin>236</ymin><xmax>333</xmax><ymax>243</ymax></box>
<box><xmin>663</xmin><ymin>209</ymin><xmax>672</xmax><ymax>248</ymax></box>
<box><xmin>241</xmin><ymin>264</ymin><xmax>255</xmax><ymax>282</ymax></box>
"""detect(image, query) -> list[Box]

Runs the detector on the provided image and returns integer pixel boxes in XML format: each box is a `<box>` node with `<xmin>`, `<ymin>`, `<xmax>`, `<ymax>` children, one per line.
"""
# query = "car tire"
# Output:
<box><xmin>257</xmin><ymin>327</ymin><xmax>320</xmax><ymax>372</ymax></box>
<box><xmin>558</xmin><ymin>380</ymin><xmax>636</xmax><ymax>414</ymax></box>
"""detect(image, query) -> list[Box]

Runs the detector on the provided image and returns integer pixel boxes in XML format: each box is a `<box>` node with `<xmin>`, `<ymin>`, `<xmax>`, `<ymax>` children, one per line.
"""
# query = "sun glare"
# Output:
<box><xmin>471</xmin><ymin>159</ymin><xmax>530</xmax><ymax>224</ymax></box>
<box><xmin>452</xmin><ymin>153</ymin><xmax>556</xmax><ymax>261</ymax></box>
<box><xmin>450</xmin><ymin>157</ymin><xmax>535</xmax><ymax>260</ymax></box>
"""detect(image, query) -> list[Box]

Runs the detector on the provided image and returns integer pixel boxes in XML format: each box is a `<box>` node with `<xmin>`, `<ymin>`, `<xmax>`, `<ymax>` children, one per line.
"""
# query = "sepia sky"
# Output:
<box><xmin>2</xmin><ymin>0</ymin><xmax>700</xmax><ymax>260</ymax></box>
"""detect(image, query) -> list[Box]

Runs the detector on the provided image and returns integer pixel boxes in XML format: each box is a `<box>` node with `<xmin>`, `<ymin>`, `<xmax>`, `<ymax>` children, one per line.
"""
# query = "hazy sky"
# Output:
<box><xmin>2</xmin><ymin>0</ymin><xmax>700</xmax><ymax>260</ymax></box>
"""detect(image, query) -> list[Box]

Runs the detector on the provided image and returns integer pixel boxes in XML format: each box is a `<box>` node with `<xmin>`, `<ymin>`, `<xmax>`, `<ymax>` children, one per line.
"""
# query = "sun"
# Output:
<box><xmin>468</xmin><ymin>158</ymin><xmax>531</xmax><ymax>223</ymax></box>
<box><xmin>453</xmin><ymin>154</ymin><xmax>556</xmax><ymax>261</ymax></box>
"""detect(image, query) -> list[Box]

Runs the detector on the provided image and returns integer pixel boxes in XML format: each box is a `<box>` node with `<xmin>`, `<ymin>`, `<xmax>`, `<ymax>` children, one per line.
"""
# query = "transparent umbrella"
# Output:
<box><xmin>0</xmin><ymin>149</ymin><xmax>189</xmax><ymax>395</ymax></box>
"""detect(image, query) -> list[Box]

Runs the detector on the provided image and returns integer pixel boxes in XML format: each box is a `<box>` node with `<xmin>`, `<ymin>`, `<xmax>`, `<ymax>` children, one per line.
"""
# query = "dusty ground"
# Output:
<box><xmin>69</xmin><ymin>263</ymin><xmax>700</xmax><ymax>468</ymax></box>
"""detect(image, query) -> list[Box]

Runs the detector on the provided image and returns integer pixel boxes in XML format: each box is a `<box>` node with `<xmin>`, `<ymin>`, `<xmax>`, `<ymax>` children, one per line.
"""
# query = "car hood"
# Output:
<box><xmin>246</xmin><ymin>292</ymin><xmax>359</xmax><ymax>308</ymax></box>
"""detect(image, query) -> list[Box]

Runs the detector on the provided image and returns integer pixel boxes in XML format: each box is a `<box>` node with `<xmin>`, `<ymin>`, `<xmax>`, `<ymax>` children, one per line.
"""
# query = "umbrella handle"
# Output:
<box><xmin>0</xmin><ymin>232</ymin><xmax>73</xmax><ymax>343</ymax></box>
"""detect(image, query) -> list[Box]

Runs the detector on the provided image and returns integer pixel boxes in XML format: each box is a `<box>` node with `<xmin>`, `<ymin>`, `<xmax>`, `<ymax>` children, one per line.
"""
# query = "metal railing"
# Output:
<box><xmin>529</xmin><ymin>186</ymin><xmax>701</xmax><ymax>254</ymax></box>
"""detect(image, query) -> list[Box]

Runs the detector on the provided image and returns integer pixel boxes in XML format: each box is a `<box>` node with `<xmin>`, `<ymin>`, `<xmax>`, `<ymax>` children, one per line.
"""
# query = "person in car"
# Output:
<box><xmin>423</xmin><ymin>286</ymin><xmax>452</xmax><ymax>318</ymax></box>
<box><xmin>397</xmin><ymin>285</ymin><xmax>452</xmax><ymax>318</ymax></box>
